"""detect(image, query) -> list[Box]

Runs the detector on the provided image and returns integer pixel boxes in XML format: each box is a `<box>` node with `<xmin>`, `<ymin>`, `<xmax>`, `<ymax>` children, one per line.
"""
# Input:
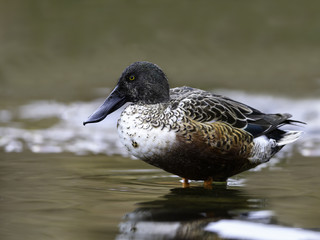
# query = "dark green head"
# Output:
<box><xmin>83</xmin><ymin>61</ymin><xmax>170</xmax><ymax>125</ymax></box>
<box><xmin>117</xmin><ymin>61</ymin><xmax>170</xmax><ymax>104</ymax></box>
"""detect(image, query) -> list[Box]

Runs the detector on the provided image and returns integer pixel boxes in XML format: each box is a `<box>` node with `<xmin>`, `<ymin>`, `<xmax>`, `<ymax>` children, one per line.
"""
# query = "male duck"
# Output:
<box><xmin>84</xmin><ymin>61</ymin><xmax>302</xmax><ymax>187</ymax></box>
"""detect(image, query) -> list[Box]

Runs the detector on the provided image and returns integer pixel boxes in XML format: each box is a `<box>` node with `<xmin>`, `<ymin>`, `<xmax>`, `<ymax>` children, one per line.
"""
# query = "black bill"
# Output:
<box><xmin>83</xmin><ymin>86</ymin><xmax>127</xmax><ymax>125</ymax></box>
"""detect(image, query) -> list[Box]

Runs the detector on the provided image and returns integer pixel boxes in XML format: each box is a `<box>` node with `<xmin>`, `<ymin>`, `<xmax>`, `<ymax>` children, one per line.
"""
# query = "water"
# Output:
<box><xmin>1</xmin><ymin>1</ymin><xmax>320</xmax><ymax>239</ymax></box>
<box><xmin>3</xmin><ymin>150</ymin><xmax>319</xmax><ymax>240</ymax></box>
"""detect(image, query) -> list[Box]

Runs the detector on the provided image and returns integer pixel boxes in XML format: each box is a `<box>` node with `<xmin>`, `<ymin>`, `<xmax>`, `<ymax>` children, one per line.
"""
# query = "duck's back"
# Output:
<box><xmin>170</xmin><ymin>87</ymin><xmax>300</xmax><ymax>139</ymax></box>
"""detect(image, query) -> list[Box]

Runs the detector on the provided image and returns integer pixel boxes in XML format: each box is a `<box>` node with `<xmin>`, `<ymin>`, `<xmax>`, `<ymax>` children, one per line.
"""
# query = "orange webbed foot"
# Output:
<box><xmin>204</xmin><ymin>177</ymin><xmax>213</xmax><ymax>189</ymax></box>
<box><xmin>182</xmin><ymin>178</ymin><xmax>190</xmax><ymax>188</ymax></box>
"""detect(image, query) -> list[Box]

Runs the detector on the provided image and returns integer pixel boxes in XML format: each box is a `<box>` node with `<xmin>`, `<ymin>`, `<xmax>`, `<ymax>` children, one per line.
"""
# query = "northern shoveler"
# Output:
<box><xmin>84</xmin><ymin>61</ymin><xmax>303</xmax><ymax>187</ymax></box>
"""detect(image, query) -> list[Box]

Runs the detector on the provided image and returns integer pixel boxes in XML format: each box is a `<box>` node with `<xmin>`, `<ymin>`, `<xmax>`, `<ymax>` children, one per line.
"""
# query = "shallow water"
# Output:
<box><xmin>1</xmin><ymin>151</ymin><xmax>320</xmax><ymax>240</ymax></box>
<box><xmin>1</xmin><ymin>1</ymin><xmax>320</xmax><ymax>239</ymax></box>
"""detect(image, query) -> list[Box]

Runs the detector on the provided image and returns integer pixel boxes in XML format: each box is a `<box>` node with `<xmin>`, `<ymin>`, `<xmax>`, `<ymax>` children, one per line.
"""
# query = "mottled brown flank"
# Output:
<box><xmin>182</xmin><ymin>117</ymin><xmax>253</xmax><ymax>155</ymax></box>
<box><xmin>148</xmin><ymin>117</ymin><xmax>257</xmax><ymax>181</ymax></box>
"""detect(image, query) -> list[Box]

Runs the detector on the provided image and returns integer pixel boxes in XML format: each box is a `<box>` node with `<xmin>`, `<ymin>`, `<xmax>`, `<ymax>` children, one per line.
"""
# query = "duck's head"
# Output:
<box><xmin>83</xmin><ymin>61</ymin><xmax>170</xmax><ymax>125</ymax></box>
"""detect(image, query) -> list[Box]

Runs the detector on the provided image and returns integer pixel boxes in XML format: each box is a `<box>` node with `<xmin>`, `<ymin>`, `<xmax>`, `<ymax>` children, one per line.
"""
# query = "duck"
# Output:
<box><xmin>84</xmin><ymin>61</ymin><xmax>303</xmax><ymax>187</ymax></box>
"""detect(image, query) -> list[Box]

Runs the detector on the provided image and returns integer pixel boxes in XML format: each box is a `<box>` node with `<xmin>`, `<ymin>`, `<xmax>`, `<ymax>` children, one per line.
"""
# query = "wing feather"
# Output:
<box><xmin>169</xmin><ymin>87</ymin><xmax>301</xmax><ymax>138</ymax></box>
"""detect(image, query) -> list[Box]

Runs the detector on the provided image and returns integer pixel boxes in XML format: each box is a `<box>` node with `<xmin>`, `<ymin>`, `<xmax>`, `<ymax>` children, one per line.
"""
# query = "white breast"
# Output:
<box><xmin>117</xmin><ymin>105</ymin><xmax>177</xmax><ymax>160</ymax></box>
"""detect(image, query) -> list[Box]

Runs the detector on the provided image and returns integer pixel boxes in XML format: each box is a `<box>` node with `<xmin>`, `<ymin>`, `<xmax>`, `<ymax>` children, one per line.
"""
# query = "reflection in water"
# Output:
<box><xmin>117</xmin><ymin>187</ymin><xmax>274</xmax><ymax>240</ymax></box>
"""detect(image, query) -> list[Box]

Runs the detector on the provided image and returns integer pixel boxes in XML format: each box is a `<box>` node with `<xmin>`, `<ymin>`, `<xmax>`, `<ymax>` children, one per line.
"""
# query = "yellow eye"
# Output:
<box><xmin>129</xmin><ymin>75</ymin><xmax>135</xmax><ymax>81</ymax></box>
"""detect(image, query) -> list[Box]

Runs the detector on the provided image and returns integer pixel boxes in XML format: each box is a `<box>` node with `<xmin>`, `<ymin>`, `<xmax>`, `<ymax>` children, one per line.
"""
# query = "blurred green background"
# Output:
<box><xmin>1</xmin><ymin>0</ymin><xmax>320</xmax><ymax>106</ymax></box>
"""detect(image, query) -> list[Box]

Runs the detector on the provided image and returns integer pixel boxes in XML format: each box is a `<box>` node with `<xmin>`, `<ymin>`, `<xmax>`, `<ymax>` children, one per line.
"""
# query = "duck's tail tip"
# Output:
<box><xmin>277</xmin><ymin>131</ymin><xmax>303</xmax><ymax>146</ymax></box>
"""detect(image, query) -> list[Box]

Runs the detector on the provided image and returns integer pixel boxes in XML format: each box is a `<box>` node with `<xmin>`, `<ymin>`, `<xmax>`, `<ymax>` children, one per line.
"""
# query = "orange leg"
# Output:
<box><xmin>182</xmin><ymin>178</ymin><xmax>190</xmax><ymax>188</ymax></box>
<box><xmin>204</xmin><ymin>177</ymin><xmax>213</xmax><ymax>189</ymax></box>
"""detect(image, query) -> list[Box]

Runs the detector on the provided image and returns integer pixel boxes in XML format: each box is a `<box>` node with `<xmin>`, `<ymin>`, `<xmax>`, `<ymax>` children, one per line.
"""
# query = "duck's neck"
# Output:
<box><xmin>138</xmin><ymin>89</ymin><xmax>170</xmax><ymax>104</ymax></box>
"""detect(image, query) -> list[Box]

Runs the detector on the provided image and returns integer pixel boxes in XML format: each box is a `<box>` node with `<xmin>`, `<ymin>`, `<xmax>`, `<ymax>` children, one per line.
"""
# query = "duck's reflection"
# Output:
<box><xmin>117</xmin><ymin>187</ymin><xmax>275</xmax><ymax>240</ymax></box>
